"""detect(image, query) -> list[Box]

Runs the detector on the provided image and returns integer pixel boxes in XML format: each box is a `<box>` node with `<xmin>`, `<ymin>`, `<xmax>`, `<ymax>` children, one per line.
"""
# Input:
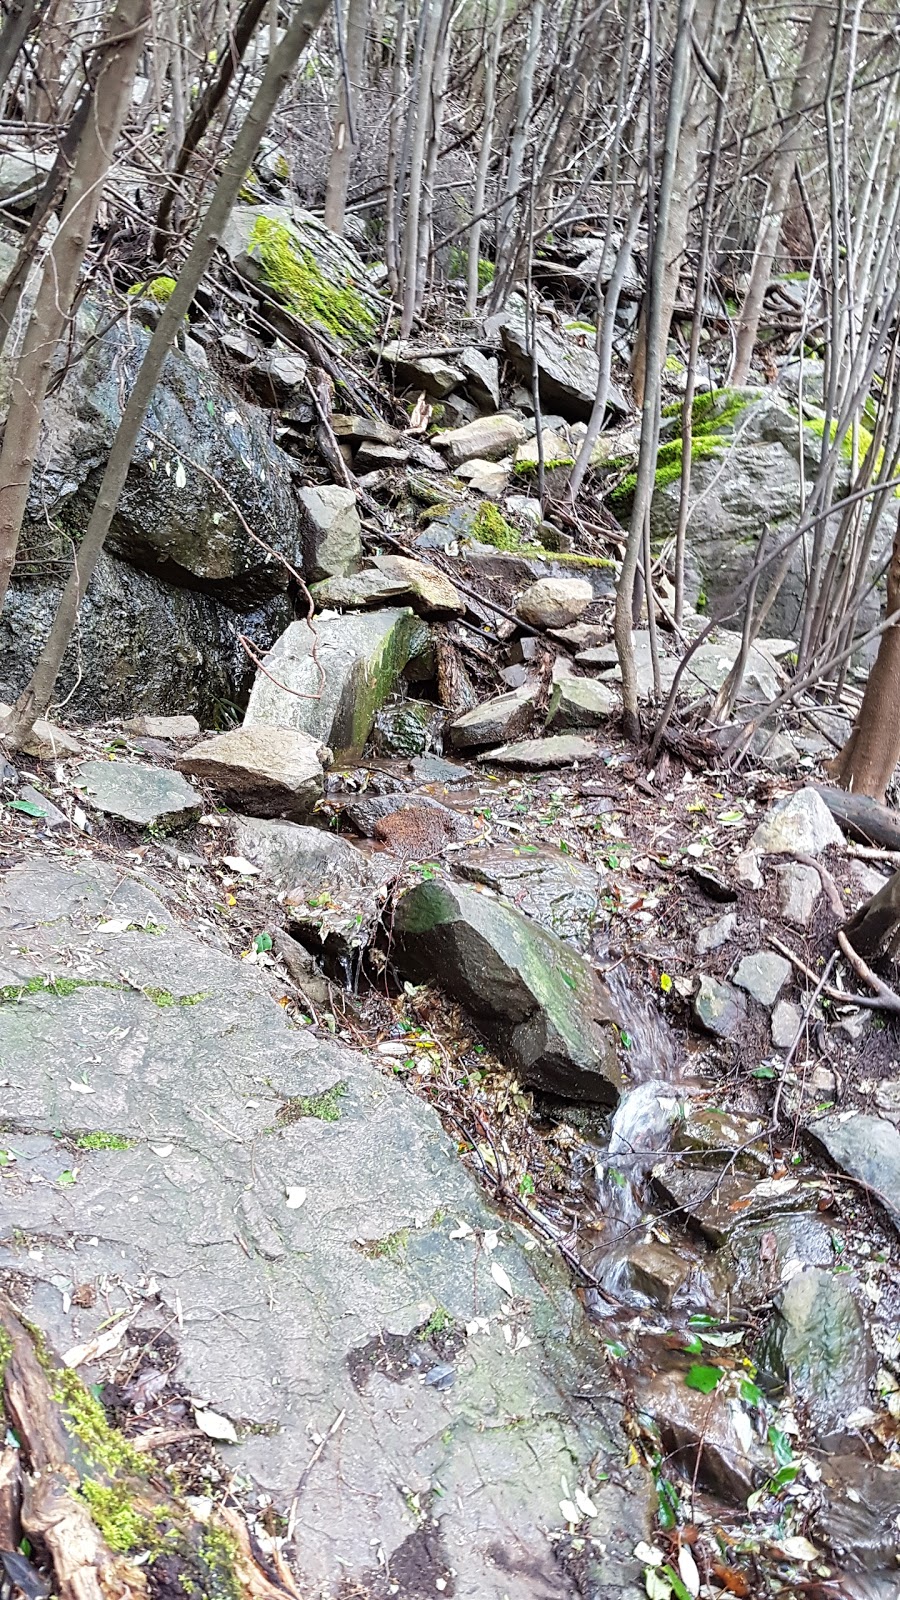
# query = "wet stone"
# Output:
<box><xmin>811</xmin><ymin>1454</ymin><xmax>900</xmax><ymax>1574</ymax></box>
<box><xmin>408</xmin><ymin>753</ymin><xmax>472</xmax><ymax>786</ymax></box>
<box><xmin>759</xmin><ymin>1266</ymin><xmax>872</xmax><ymax>1431</ymax></box>
<box><xmin>732</xmin><ymin>951</ymin><xmax>791</xmax><ymax>1007</ymax></box>
<box><xmin>635</xmin><ymin>1368</ymin><xmax>767</xmax><ymax>1502</ymax></box>
<box><xmin>453</xmin><ymin>844</ymin><xmax>604</xmax><ymax>945</ymax></box>
<box><xmin>653</xmin><ymin>1165</ymin><xmax>823</xmax><ymax>1248</ymax></box>
<box><xmin>693</xmin><ymin>974</ymin><xmax>746</xmax><ymax>1039</ymax></box>
<box><xmin>807</xmin><ymin>1112</ymin><xmax>900</xmax><ymax>1233</ymax></box>
<box><xmin>671</xmin><ymin>1106</ymin><xmax>768</xmax><ymax>1171</ymax></box>
<box><xmin>613</xmin><ymin>1241</ymin><xmax>691</xmax><ymax>1309</ymax></box>
<box><xmin>75</xmin><ymin>758</ymin><xmax>201</xmax><ymax>831</ymax></box>
<box><xmin>447</xmin><ymin>686</ymin><xmax>536</xmax><ymax>750</ymax></box>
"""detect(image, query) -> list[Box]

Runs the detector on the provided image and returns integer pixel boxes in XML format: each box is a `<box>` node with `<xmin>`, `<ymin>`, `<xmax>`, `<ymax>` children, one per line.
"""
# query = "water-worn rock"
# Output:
<box><xmin>776</xmin><ymin>861</ymin><xmax>821</xmax><ymax>926</ymax></box>
<box><xmin>480</xmin><ymin>734</ymin><xmax>598</xmax><ymax>768</ymax></box>
<box><xmin>453</xmin><ymin>845</ymin><xmax>603</xmax><ymax>944</ymax></box>
<box><xmin>772</xmin><ymin>1000</ymin><xmax>802</xmax><ymax>1049</ymax></box>
<box><xmin>393</xmin><ymin>877</ymin><xmax>623</xmax><ymax>1102</ymax></box>
<box><xmin>447</xmin><ymin>685</ymin><xmax>536</xmax><ymax>749</ymax></box>
<box><xmin>696</xmin><ymin>912</ymin><xmax>737</xmax><ymax>955</ymax></box>
<box><xmin>372</xmin><ymin>700</ymin><xmax>443</xmax><ymax>757</ymax></box>
<box><xmin>456</xmin><ymin>457</ymin><xmax>510</xmax><ymax>497</ymax></box>
<box><xmin>635</xmin><ymin>1368</ymin><xmax>767</xmax><ymax>1502</ymax></box>
<box><xmin>547</xmin><ymin>677</ymin><xmax>617</xmax><ymax>730</ymax></box>
<box><xmin>178</xmin><ymin>727</ymin><xmax>324</xmax><ymax>819</ymax></box>
<box><xmin>752</xmin><ymin>787</ymin><xmax>845</xmax><ymax>856</ymax></box>
<box><xmin>610</xmin><ymin>1242</ymin><xmax>691</xmax><ymax>1309</ymax></box>
<box><xmin>298</xmin><ymin>485</ymin><xmax>363</xmax><ymax>580</ymax></box>
<box><xmin>732</xmin><ymin>951</ymin><xmax>791</xmax><ymax>1006</ymax></box>
<box><xmin>244</xmin><ymin>610</ymin><xmax>420</xmax><ymax>763</ymax></box>
<box><xmin>760</xmin><ymin>1266</ymin><xmax>872</xmax><ymax>1430</ymax></box>
<box><xmin>75</xmin><ymin>759</ymin><xmax>201</xmax><ymax>831</ymax></box>
<box><xmin>672</xmin><ymin>1106</ymin><xmax>768</xmax><ymax>1171</ymax></box>
<box><xmin>811</xmin><ymin>1455</ymin><xmax>900</xmax><ymax>1575</ymax></box>
<box><xmin>807</xmin><ymin>1112</ymin><xmax>900</xmax><ymax>1233</ymax></box>
<box><xmin>0</xmin><ymin>857</ymin><xmax>643</xmax><ymax>1597</ymax></box>
<box><xmin>432</xmin><ymin>413</ymin><xmax>528</xmax><ymax>466</ymax></box>
<box><xmin>516</xmin><ymin>576</ymin><xmax>593</xmax><ymax>629</ymax></box>
<box><xmin>653</xmin><ymin>1165</ymin><xmax>823</xmax><ymax>1248</ymax></box>
<box><xmin>693</xmin><ymin>974</ymin><xmax>746</xmax><ymax>1038</ymax></box>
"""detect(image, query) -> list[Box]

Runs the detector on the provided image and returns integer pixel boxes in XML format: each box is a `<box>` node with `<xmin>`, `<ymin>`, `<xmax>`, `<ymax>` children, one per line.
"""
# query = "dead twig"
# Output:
<box><xmin>766</xmin><ymin>931</ymin><xmax>888</xmax><ymax>1011</ymax></box>
<box><xmin>836</xmin><ymin>928</ymin><xmax>900</xmax><ymax>1015</ymax></box>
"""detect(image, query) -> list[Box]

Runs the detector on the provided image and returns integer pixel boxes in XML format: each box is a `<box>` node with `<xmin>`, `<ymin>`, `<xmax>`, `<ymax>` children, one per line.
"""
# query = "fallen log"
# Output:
<box><xmin>813</xmin><ymin>785</ymin><xmax>900</xmax><ymax>851</ymax></box>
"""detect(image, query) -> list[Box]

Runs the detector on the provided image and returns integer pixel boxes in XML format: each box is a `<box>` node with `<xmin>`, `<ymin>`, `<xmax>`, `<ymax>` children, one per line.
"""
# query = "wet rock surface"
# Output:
<box><xmin>759</xmin><ymin>1265</ymin><xmax>872</xmax><ymax>1430</ymax></box>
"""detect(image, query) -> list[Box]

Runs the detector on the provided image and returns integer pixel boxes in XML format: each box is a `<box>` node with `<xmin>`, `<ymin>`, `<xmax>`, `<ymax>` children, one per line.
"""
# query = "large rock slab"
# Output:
<box><xmin>759</xmin><ymin>1266</ymin><xmax>872</xmax><ymax>1430</ymax></box>
<box><xmin>178</xmin><ymin>726</ymin><xmax>324</xmax><ymax>819</ymax></box>
<box><xmin>298</xmin><ymin>484</ymin><xmax>363</xmax><ymax>581</ymax></box>
<box><xmin>479</xmin><ymin>734</ymin><xmax>598</xmax><ymax>768</ymax></box>
<box><xmin>380</xmin><ymin>340</ymin><xmax>464</xmax><ymax>396</ymax></box>
<box><xmin>448</xmin><ymin>685</ymin><xmax>536</xmax><ymax>749</ymax></box>
<box><xmin>547</xmin><ymin>676</ymin><xmax>617</xmax><ymax>729</ymax></box>
<box><xmin>453</xmin><ymin>845</ymin><xmax>604</xmax><ymax>945</ymax></box>
<box><xmin>0</xmin><ymin>857</ymin><xmax>645</xmax><ymax>1599</ymax></box>
<box><xmin>807</xmin><ymin>1112</ymin><xmax>900</xmax><ymax>1232</ymax></box>
<box><xmin>393</xmin><ymin>877</ymin><xmax>624</xmax><ymax>1102</ymax></box>
<box><xmin>232</xmin><ymin>815</ymin><xmax>377</xmax><ymax>894</ymax></box>
<box><xmin>244</xmin><ymin>610</ymin><xmax>420</xmax><ymax>762</ymax></box>
<box><xmin>75</xmin><ymin>759</ymin><xmax>201</xmax><ymax>830</ymax></box>
<box><xmin>499</xmin><ymin>310</ymin><xmax>628</xmax><ymax>421</ymax></box>
<box><xmin>313</xmin><ymin>555</ymin><xmax>461</xmax><ymax>616</ymax></box>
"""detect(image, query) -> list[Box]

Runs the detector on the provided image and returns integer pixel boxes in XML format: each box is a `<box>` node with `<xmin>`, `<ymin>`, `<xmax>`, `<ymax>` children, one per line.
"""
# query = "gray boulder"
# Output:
<box><xmin>178</xmin><ymin>727</ymin><xmax>325</xmax><ymax>819</ymax></box>
<box><xmin>760</xmin><ymin>1266</ymin><xmax>872</xmax><ymax>1430</ymax></box>
<box><xmin>432</xmin><ymin>414</ymin><xmax>528</xmax><ymax>466</ymax></box>
<box><xmin>546</xmin><ymin>677</ymin><xmax>617</xmax><ymax>729</ymax></box>
<box><xmin>380</xmin><ymin>341</ymin><xmax>464</xmax><ymax>397</ymax></box>
<box><xmin>732</xmin><ymin>951</ymin><xmax>791</xmax><ymax>1007</ymax></box>
<box><xmin>459</xmin><ymin>347</ymin><xmax>500</xmax><ymax>409</ymax></box>
<box><xmin>453</xmin><ymin>844</ymin><xmax>604</xmax><ymax>944</ymax></box>
<box><xmin>752</xmin><ymin>787</ymin><xmax>845</xmax><ymax>856</ymax></box>
<box><xmin>299</xmin><ymin>485</ymin><xmax>363</xmax><ymax>580</ymax></box>
<box><xmin>448</xmin><ymin>686</ymin><xmax>536</xmax><ymax>749</ymax></box>
<box><xmin>479</xmin><ymin>734</ymin><xmax>598</xmax><ymax>767</ymax></box>
<box><xmin>393</xmin><ymin>878</ymin><xmax>624</xmax><ymax>1102</ymax></box>
<box><xmin>244</xmin><ymin>610</ymin><xmax>421</xmax><ymax>762</ymax></box>
<box><xmin>499</xmin><ymin>309</ymin><xmax>628</xmax><ymax>421</ymax></box>
<box><xmin>808</xmin><ymin>1112</ymin><xmax>900</xmax><ymax>1233</ymax></box>
<box><xmin>693</xmin><ymin>974</ymin><xmax>746</xmax><ymax>1038</ymax></box>
<box><xmin>516</xmin><ymin>577</ymin><xmax>593</xmax><ymax>628</ymax></box>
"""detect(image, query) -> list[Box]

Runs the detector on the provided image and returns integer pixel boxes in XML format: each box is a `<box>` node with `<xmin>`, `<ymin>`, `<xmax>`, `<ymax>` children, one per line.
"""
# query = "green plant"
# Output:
<box><xmin>76</xmin><ymin>1131</ymin><xmax>133</xmax><ymax>1151</ymax></box>
<box><xmin>277</xmin><ymin>1080</ymin><xmax>348</xmax><ymax>1123</ymax></box>
<box><xmin>471</xmin><ymin>502</ymin><xmax>520</xmax><ymax>550</ymax></box>
<box><xmin>249</xmin><ymin>216</ymin><xmax>375</xmax><ymax>344</ymax></box>
<box><xmin>127</xmin><ymin>275</ymin><xmax>177</xmax><ymax>304</ymax></box>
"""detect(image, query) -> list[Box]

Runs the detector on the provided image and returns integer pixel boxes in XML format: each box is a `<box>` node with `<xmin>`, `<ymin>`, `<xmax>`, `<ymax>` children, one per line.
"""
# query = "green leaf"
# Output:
<box><xmin>608</xmin><ymin>1166</ymin><xmax>626</xmax><ymax>1187</ymax></box>
<box><xmin>253</xmin><ymin>931</ymin><xmax>273</xmax><ymax>953</ymax></box>
<box><xmin>768</xmin><ymin>1464</ymin><xmax>799</xmax><ymax>1490</ymax></box>
<box><xmin>681</xmin><ymin>1334</ymin><xmax>703</xmax><ymax>1355</ymax></box>
<box><xmin>684</xmin><ymin>1364</ymin><xmax>723</xmax><ymax>1394</ymax></box>
<box><xmin>655</xmin><ymin>1475</ymin><xmax>680</xmax><ymax>1530</ymax></box>
<box><xmin>740</xmin><ymin>1379</ymin><xmax>764</xmax><ymax>1407</ymax></box>
<box><xmin>663</xmin><ymin>1566</ymin><xmax>692</xmax><ymax>1600</ymax></box>
<box><xmin>605</xmin><ymin>1340</ymin><xmax>627</xmax><ymax>1359</ymax></box>
<box><xmin>560</xmin><ymin>972</ymin><xmax>577</xmax><ymax>990</ymax></box>
<box><xmin>659</xmin><ymin>972</ymin><xmax>672</xmax><ymax>993</ymax></box>
<box><xmin>768</xmin><ymin>1425</ymin><xmax>793</xmax><ymax>1466</ymax></box>
<box><xmin>8</xmin><ymin>799</ymin><xmax>46</xmax><ymax>817</ymax></box>
<box><xmin>688</xmin><ymin>1313</ymin><xmax>719</xmax><ymax>1327</ymax></box>
<box><xmin>518</xmin><ymin>1173</ymin><xmax>535</xmax><ymax>1197</ymax></box>
<box><xmin>58</xmin><ymin>1169</ymin><xmax>76</xmax><ymax>1187</ymax></box>
<box><xmin>620</xmin><ymin>1029</ymin><xmax>633</xmax><ymax>1049</ymax></box>
<box><xmin>752</xmin><ymin>1064</ymin><xmax>776</xmax><ymax>1079</ymax></box>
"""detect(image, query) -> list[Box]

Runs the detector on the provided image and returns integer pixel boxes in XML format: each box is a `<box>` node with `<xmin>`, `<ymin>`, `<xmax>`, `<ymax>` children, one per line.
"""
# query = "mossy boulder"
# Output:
<box><xmin>222</xmin><ymin>204</ymin><xmax>386</xmax><ymax>349</ymax></box>
<box><xmin>243</xmin><ymin>609</ymin><xmax>422</xmax><ymax>762</ymax></box>
<box><xmin>393</xmin><ymin>878</ymin><xmax>624</xmax><ymax>1103</ymax></box>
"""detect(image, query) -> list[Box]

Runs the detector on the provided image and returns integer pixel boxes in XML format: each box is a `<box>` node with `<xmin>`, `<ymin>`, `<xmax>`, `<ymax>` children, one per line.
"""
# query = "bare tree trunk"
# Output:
<box><xmin>826</xmin><ymin>511</ymin><xmax>900</xmax><ymax>802</ymax></box>
<box><xmin>28</xmin><ymin>0</ymin><xmax>72</xmax><ymax>120</ymax></box>
<box><xmin>0</xmin><ymin>0</ymin><xmax>51</xmax><ymax>97</ymax></box>
<box><xmin>399</xmin><ymin>0</ymin><xmax>441</xmax><ymax>337</ymax></box>
<box><xmin>2</xmin><ymin>0</ymin><xmax>332</xmax><ymax>749</ymax></box>
<box><xmin>152</xmin><ymin>0</ymin><xmax>270</xmax><ymax>261</ymax></box>
<box><xmin>0</xmin><ymin>0</ymin><xmax>151</xmax><ymax>618</ymax></box>
<box><xmin>490</xmin><ymin>0</ymin><xmax>543</xmax><ymax>308</ymax></box>
<box><xmin>384</xmin><ymin>0</ymin><xmax>408</xmax><ymax>295</ymax></box>
<box><xmin>324</xmin><ymin>0</ymin><xmax>368</xmax><ymax>233</ymax></box>
<box><xmin>615</xmin><ymin>0</ymin><xmax>694</xmax><ymax>741</ymax></box>
<box><xmin>465</xmin><ymin>0</ymin><xmax>503</xmax><ymax>317</ymax></box>
<box><xmin>416</xmin><ymin>0</ymin><xmax>455</xmax><ymax>308</ymax></box>
<box><xmin>730</xmin><ymin>3</ymin><xmax>832</xmax><ymax>386</ymax></box>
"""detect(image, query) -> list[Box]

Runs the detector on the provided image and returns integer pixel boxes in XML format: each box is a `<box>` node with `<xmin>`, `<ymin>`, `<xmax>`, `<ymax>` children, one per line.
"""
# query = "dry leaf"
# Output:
<box><xmin>64</xmin><ymin>1312</ymin><xmax>132</xmax><ymax>1369</ymax></box>
<box><xmin>677</xmin><ymin>1544</ymin><xmax>700</xmax><ymax>1596</ymax></box>
<box><xmin>285</xmin><ymin>1187</ymin><xmax>307</xmax><ymax>1209</ymax></box>
<box><xmin>489</xmin><ymin>1260</ymin><xmax>513</xmax><ymax>1296</ymax></box>
<box><xmin>194</xmin><ymin>1407</ymin><xmax>238</xmax><ymax>1443</ymax></box>
<box><xmin>222</xmin><ymin>855</ymin><xmax>259</xmax><ymax>875</ymax></box>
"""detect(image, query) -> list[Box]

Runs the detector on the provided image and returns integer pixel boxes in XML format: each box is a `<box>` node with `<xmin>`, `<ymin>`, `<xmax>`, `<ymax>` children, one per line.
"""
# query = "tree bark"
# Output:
<box><xmin>465</xmin><ymin>0</ymin><xmax>503</xmax><ymax>317</ymax></box>
<box><xmin>323</xmin><ymin>0</ymin><xmax>369</xmax><ymax>233</ymax></box>
<box><xmin>0</xmin><ymin>0</ymin><xmax>151</xmax><ymax>618</ymax></box>
<box><xmin>729</xmin><ymin>3</ymin><xmax>832</xmax><ymax>386</ymax></box>
<box><xmin>826</xmin><ymin>509</ymin><xmax>900</xmax><ymax>802</ymax></box>
<box><xmin>3</xmin><ymin>0</ymin><xmax>332</xmax><ymax>750</ymax></box>
<box><xmin>0</xmin><ymin>0</ymin><xmax>51</xmax><ymax>97</ymax></box>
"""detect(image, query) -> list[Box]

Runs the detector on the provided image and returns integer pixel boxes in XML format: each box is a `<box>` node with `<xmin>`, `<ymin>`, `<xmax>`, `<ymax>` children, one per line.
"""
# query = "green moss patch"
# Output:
<box><xmin>612</xmin><ymin>387</ymin><xmax>756</xmax><ymax>509</ymax></box>
<box><xmin>80</xmin><ymin>1479</ymin><xmax>164</xmax><ymax>1553</ymax></box>
<box><xmin>127</xmin><ymin>275</ymin><xmax>176</xmax><ymax>304</ymax></box>
<box><xmin>277</xmin><ymin>1079</ymin><xmax>348</xmax><ymax>1124</ymax></box>
<box><xmin>76</xmin><ymin>1131</ymin><xmax>133</xmax><ymax>1151</ymax></box>
<box><xmin>0</xmin><ymin>975</ymin><xmax>121</xmax><ymax>1004</ymax></box>
<box><xmin>472</xmin><ymin>503</ymin><xmax>521</xmax><ymax>550</ymax></box>
<box><xmin>142</xmin><ymin>987</ymin><xmax>208</xmax><ymax>1008</ymax></box>
<box><xmin>249</xmin><ymin>215</ymin><xmax>376</xmax><ymax>345</ymax></box>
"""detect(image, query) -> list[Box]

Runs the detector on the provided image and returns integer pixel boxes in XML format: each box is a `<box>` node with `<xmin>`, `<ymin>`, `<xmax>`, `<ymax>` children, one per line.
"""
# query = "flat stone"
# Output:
<box><xmin>381</xmin><ymin>340</ymin><xmax>464</xmax><ymax>397</ymax></box>
<box><xmin>353</xmin><ymin>441</ymin><xmax>409</xmax><ymax>472</ymax></box>
<box><xmin>231</xmin><ymin>816</ymin><xmax>375</xmax><ymax>893</ymax></box>
<box><xmin>776</xmin><ymin>861</ymin><xmax>821</xmax><ymax>927</ymax></box>
<box><xmin>124</xmin><ymin>714</ymin><xmax>202</xmax><ymax>740</ymax></box>
<box><xmin>459</xmin><ymin>347</ymin><xmax>500</xmax><ymax>409</ymax></box>
<box><xmin>514</xmin><ymin>429</ymin><xmax>575</xmax><ymax>472</ymax></box>
<box><xmin>178</xmin><ymin>727</ymin><xmax>324</xmax><ymax>820</ymax></box>
<box><xmin>453</xmin><ymin>844</ymin><xmax>603</xmax><ymax>944</ymax></box>
<box><xmin>849</xmin><ymin>859</ymin><xmax>888</xmax><ymax>899</ymax></box>
<box><xmin>75</xmin><ymin>759</ymin><xmax>201</xmax><ymax>831</ymax></box>
<box><xmin>811</xmin><ymin>1455</ymin><xmax>900</xmax><ymax>1574</ymax></box>
<box><xmin>733</xmin><ymin>848</ymin><xmax>763</xmax><ymax>889</ymax></box>
<box><xmin>653</xmin><ymin>1164</ymin><xmax>822</xmax><ymax>1248</ymax></box>
<box><xmin>17</xmin><ymin>784</ymin><xmax>67</xmax><ymax>828</ymax></box>
<box><xmin>550</xmin><ymin>621</ymin><xmax>608</xmax><ymax>651</ymax></box>
<box><xmin>456</xmin><ymin>458</ymin><xmax>510</xmax><ymax>497</ymax></box>
<box><xmin>546</xmin><ymin>677</ymin><xmax>617</xmax><ymax>729</ymax></box>
<box><xmin>499</xmin><ymin>311</ymin><xmax>627</xmax><ymax>422</ymax></box>
<box><xmin>0</xmin><ymin>856</ymin><xmax>643</xmax><ymax>1595</ymax></box>
<box><xmin>331</xmin><ymin>414</ymin><xmax>399</xmax><ymax>446</ymax></box>
<box><xmin>693</xmin><ymin>974</ymin><xmax>746</xmax><ymax>1038</ymax></box>
<box><xmin>807</xmin><ymin>1112</ymin><xmax>900</xmax><ymax>1233</ymax></box>
<box><xmin>408</xmin><ymin>753</ymin><xmax>473</xmax><ymax>786</ymax></box>
<box><xmin>760</xmin><ymin>1266</ymin><xmax>872</xmax><ymax>1431</ymax></box>
<box><xmin>432</xmin><ymin>413</ymin><xmax>527</xmax><ymax>466</ymax></box>
<box><xmin>479</xmin><ymin>735</ymin><xmax>598</xmax><ymax>768</ymax></box>
<box><xmin>771</xmin><ymin>999</ymin><xmax>802</xmax><ymax>1049</ymax></box>
<box><xmin>312</xmin><ymin>568</ymin><xmax>410</xmax><ymax>609</ymax></box>
<box><xmin>612</xmin><ymin>1241</ymin><xmax>691</xmax><ymax>1309</ymax></box>
<box><xmin>516</xmin><ymin>577</ymin><xmax>593</xmax><ymax>629</ymax></box>
<box><xmin>244</xmin><ymin>610</ymin><xmax>420</xmax><ymax>763</ymax></box>
<box><xmin>671</xmin><ymin>1106</ymin><xmax>768</xmax><ymax>1171</ymax></box>
<box><xmin>695</xmin><ymin>911</ymin><xmax>737</xmax><ymax>955</ymax></box>
<box><xmin>370</xmin><ymin>554</ymin><xmax>462</xmax><ymax>616</ymax></box>
<box><xmin>752</xmin><ymin>787</ymin><xmax>845</xmax><ymax>856</ymax></box>
<box><xmin>732</xmin><ymin>951</ymin><xmax>791</xmax><ymax>1006</ymax></box>
<box><xmin>393</xmin><ymin>877</ymin><xmax>623</xmax><ymax>1103</ymax></box>
<box><xmin>448</xmin><ymin>686</ymin><xmax>536</xmax><ymax>750</ymax></box>
<box><xmin>299</xmin><ymin>484</ymin><xmax>363</xmax><ymax>581</ymax></box>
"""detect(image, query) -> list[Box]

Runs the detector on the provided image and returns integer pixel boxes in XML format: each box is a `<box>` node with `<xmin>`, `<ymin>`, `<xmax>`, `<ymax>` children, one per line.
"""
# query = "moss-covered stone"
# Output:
<box><xmin>471</xmin><ymin>502</ymin><xmax>521</xmax><ymax>550</ymax></box>
<box><xmin>127</xmin><ymin>276</ymin><xmax>176</xmax><ymax>304</ymax></box>
<box><xmin>612</xmin><ymin>387</ymin><xmax>759</xmax><ymax>509</ymax></box>
<box><xmin>249</xmin><ymin>215</ymin><xmax>376</xmax><ymax>345</ymax></box>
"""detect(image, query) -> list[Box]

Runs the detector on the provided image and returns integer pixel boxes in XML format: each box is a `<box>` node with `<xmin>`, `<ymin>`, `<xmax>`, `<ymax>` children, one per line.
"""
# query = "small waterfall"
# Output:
<box><xmin>595</xmin><ymin>1079</ymin><xmax>684</xmax><ymax>1228</ymax></box>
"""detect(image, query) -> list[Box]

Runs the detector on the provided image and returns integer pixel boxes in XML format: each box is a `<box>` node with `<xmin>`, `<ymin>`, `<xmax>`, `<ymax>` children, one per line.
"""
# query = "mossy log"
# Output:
<box><xmin>0</xmin><ymin>1295</ymin><xmax>287</xmax><ymax>1600</ymax></box>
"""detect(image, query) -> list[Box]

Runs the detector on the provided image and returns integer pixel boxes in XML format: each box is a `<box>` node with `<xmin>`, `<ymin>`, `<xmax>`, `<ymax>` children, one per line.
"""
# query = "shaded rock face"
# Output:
<box><xmin>808</xmin><ymin>1112</ymin><xmax>900</xmax><ymax>1233</ymax></box>
<box><xmin>393</xmin><ymin>878</ymin><xmax>624</xmax><ymax>1103</ymax></box>
<box><xmin>0</xmin><ymin>856</ymin><xmax>643</xmax><ymax>1599</ymax></box>
<box><xmin>75</xmin><ymin>759</ymin><xmax>201</xmax><ymax>831</ymax></box>
<box><xmin>759</xmin><ymin>1266</ymin><xmax>872</xmax><ymax>1431</ymax></box>
<box><xmin>648</xmin><ymin>388</ymin><xmax>893</xmax><ymax>636</ymax></box>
